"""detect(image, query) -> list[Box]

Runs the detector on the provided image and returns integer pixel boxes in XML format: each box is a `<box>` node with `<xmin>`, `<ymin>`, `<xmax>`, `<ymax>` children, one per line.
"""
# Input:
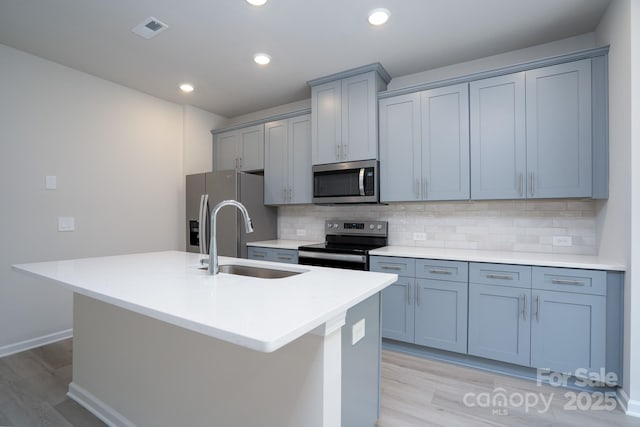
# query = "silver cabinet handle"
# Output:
<box><xmin>415</xmin><ymin>178</ymin><xmax>420</xmax><ymax>199</ymax></box>
<box><xmin>530</xmin><ymin>172</ymin><xmax>535</xmax><ymax>196</ymax></box>
<box><xmin>486</xmin><ymin>274</ymin><xmax>514</xmax><ymax>280</ymax></box>
<box><xmin>283</xmin><ymin>187</ymin><xmax>287</xmax><ymax>202</ymax></box>
<box><xmin>416</xmin><ymin>284</ymin><xmax>420</xmax><ymax>306</ymax></box>
<box><xmin>536</xmin><ymin>295</ymin><xmax>540</xmax><ymax>322</ymax></box>
<box><xmin>551</xmin><ymin>279</ymin><xmax>584</xmax><ymax>286</ymax></box>
<box><xmin>235</xmin><ymin>158</ymin><xmax>238</xmax><ymax>169</ymax></box>
<box><xmin>523</xmin><ymin>293</ymin><xmax>527</xmax><ymax>321</ymax></box>
<box><xmin>423</xmin><ymin>178</ymin><xmax>428</xmax><ymax>199</ymax></box>
<box><xmin>253</xmin><ymin>253</ymin><xmax>266</xmax><ymax>258</ymax></box>
<box><xmin>344</xmin><ymin>143</ymin><xmax>348</xmax><ymax>159</ymax></box>
<box><xmin>335</xmin><ymin>144</ymin><xmax>340</xmax><ymax>160</ymax></box>
<box><xmin>519</xmin><ymin>173</ymin><xmax>524</xmax><ymax>197</ymax></box>
<box><xmin>289</xmin><ymin>187</ymin><xmax>293</xmax><ymax>202</ymax></box>
<box><xmin>239</xmin><ymin>157</ymin><xmax>243</xmax><ymax>169</ymax></box>
<box><xmin>407</xmin><ymin>283</ymin><xmax>412</xmax><ymax>305</ymax></box>
<box><xmin>381</xmin><ymin>265</ymin><xmax>402</xmax><ymax>271</ymax></box>
<box><xmin>428</xmin><ymin>269</ymin><xmax>452</xmax><ymax>275</ymax></box>
<box><xmin>277</xmin><ymin>256</ymin><xmax>292</xmax><ymax>260</ymax></box>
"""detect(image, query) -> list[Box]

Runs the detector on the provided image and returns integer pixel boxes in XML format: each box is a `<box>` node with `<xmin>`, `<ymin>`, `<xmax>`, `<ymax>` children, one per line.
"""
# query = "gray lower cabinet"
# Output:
<box><xmin>372</xmin><ymin>256</ymin><xmax>468</xmax><ymax>354</ymax></box>
<box><xmin>379</xmin><ymin>83</ymin><xmax>470</xmax><ymax>202</ymax></box>
<box><xmin>264</xmin><ymin>114</ymin><xmax>312</xmax><ymax>205</ymax></box>
<box><xmin>247</xmin><ymin>247</ymin><xmax>298</xmax><ymax>264</ymax></box>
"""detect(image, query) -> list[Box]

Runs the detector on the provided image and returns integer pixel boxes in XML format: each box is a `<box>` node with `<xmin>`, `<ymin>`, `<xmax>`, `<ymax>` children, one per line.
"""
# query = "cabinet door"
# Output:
<box><xmin>414</xmin><ymin>279</ymin><xmax>468</xmax><ymax>354</ymax></box>
<box><xmin>311</xmin><ymin>80</ymin><xmax>342</xmax><ymax>165</ymax></box>
<box><xmin>530</xmin><ymin>290</ymin><xmax>605</xmax><ymax>374</ymax></box>
<box><xmin>380</xmin><ymin>277</ymin><xmax>415</xmax><ymax>343</ymax></box>
<box><xmin>289</xmin><ymin>114</ymin><xmax>312</xmax><ymax>204</ymax></box>
<box><xmin>526</xmin><ymin>59</ymin><xmax>592</xmax><ymax>198</ymax></box>
<box><xmin>264</xmin><ymin>120</ymin><xmax>288</xmax><ymax>205</ymax></box>
<box><xmin>213</xmin><ymin>130</ymin><xmax>240</xmax><ymax>171</ymax></box>
<box><xmin>342</xmin><ymin>72</ymin><xmax>377</xmax><ymax>161</ymax></box>
<box><xmin>468</xmin><ymin>284</ymin><xmax>530</xmax><ymax>366</ymax></box>
<box><xmin>379</xmin><ymin>93</ymin><xmax>422</xmax><ymax>202</ymax></box>
<box><xmin>420</xmin><ymin>83</ymin><xmax>470</xmax><ymax>200</ymax></box>
<box><xmin>239</xmin><ymin>124</ymin><xmax>264</xmax><ymax>172</ymax></box>
<box><xmin>470</xmin><ymin>73</ymin><xmax>526</xmax><ymax>199</ymax></box>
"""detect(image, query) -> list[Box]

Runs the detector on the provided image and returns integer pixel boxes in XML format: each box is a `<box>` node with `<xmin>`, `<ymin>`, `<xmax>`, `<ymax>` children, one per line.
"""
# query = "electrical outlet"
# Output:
<box><xmin>296</xmin><ymin>229</ymin><xmax>307</xmax><ymax>237</ymax></box>
<box><xmin>413</xmin><ymin>232</ymin><xmax>427</xmax><ymax>241</ymax></box>
<box><xmin>553</xmin><ymin>236</ymin><xmax>572</xmax><ymax>246</ymax></box>
<box><xmin>352</xmin><ymin>319</ymin><xmax>365</xmax><ymax>345</ymax></box>
<box><xmin>58</xmin><ymin>217</ymin><xmax>75</xmax><ymax>232</ymax></box>
<box><xmin>45</xmin><ymin>175</ymin><xmax>57</xmax><ymax>190</ymax></box>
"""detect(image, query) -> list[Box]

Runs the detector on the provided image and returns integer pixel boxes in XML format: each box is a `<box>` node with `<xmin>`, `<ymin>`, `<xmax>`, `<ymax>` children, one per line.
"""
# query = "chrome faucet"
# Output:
<box><xmin>208</xmin><ymin>200</ymin><xmax>254</xmax><ymax>275</ymax></box>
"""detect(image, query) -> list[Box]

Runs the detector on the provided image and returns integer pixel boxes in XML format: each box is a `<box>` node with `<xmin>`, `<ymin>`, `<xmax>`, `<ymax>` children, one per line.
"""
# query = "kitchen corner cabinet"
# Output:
<box><xmin>247</xmin><ymin>247</ymin><xmax>298</xmax><ymax>264</ymax></box>
<box><xmin>379</xmin><ymin>83</ymin><xmax>470</xmax><ymax>202</ymax></box>
<box><xmin>310</xmin><ymin>69</ymin><xmax>388</xmax><ymax>164</ymax></box>
<box><xmin>371</xmin><ymin>256</ymin><xmax>468</xmax><ymax>354</ymax></box>
<box><xmin>264</xmin><ymin>114</ymin><xmax>312</xmax><ymax>205</ymax></box>
<box><xmin>470</xmin><ymin>59</ymin><xmax>595</xmax><ymax>199</ymax></box>
<box><xmin>213</xmin><ymin>124</ymin><xmax>264</xmax><ymax>172</ymax></box>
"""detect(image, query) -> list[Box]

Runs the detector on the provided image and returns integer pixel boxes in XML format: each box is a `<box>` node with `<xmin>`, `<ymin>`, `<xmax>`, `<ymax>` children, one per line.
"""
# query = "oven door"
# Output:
<box><xmin>298</xmin><ymin>250</ymin><xmax>369</xmax><ymax>271</ymax></box>
<box><xmin>312</xmin><ymin>160</ymin><xmax>378</xmax><ymax>204</ymax></box>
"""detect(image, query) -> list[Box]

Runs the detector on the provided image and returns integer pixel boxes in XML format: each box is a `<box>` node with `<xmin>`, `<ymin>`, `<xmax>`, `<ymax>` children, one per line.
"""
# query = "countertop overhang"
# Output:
<box><xmin>13</xmin><ymin>251</ymin><xmax>397</xmax><ymax>353</ymax></box>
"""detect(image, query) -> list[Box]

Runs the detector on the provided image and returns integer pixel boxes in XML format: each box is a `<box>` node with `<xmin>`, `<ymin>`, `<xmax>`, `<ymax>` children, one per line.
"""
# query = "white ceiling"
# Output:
<box><xmin>0</xmin><ymin>0</ymin><xmax>611</xmax><ymax>118</ymax></box>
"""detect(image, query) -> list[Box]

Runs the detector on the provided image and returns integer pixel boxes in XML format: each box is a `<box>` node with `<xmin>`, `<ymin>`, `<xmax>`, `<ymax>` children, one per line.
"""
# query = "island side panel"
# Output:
<box><xmin>70</xmin><ymin>293</ymin><xmax>341</xmax><ymax>427</ymax></box>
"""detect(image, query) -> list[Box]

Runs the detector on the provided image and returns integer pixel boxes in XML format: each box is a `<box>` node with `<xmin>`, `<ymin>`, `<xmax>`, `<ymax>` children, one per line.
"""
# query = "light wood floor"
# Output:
<box><xmin>1</xmin><ymin>339</ymin><xmax>639</xmax><ymax>426</ymax></box>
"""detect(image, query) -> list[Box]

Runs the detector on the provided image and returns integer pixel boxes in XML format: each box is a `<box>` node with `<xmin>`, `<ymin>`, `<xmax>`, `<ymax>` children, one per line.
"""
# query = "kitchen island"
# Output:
<box><xmin>13</xmin><ymin>251</ymin><xmax>397</xmax><ymax>427</ymax></box>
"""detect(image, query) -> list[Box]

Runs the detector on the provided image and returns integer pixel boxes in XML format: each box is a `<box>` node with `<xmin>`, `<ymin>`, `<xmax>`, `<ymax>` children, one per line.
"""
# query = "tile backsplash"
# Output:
<box><xmin>278</xmin><ymin>200</ymin><xmax>597</xmax><ymax>255</ymax></box>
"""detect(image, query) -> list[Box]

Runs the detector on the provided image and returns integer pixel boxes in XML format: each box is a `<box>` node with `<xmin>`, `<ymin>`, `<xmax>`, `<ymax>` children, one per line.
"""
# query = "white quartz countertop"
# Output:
<box><xmin>370</xmin><ymin>246</ymin><xmax>626</xmax><ymax>271</ymax></box>
<box><xmin>13</xmin><ymin>251</ymin><xmax>396</xmax><ymax>353</ymax></box>
<box><xmin>247</xmin><ymin>240</ymin><xmax>322</xmax><ymax>249</ymax></box>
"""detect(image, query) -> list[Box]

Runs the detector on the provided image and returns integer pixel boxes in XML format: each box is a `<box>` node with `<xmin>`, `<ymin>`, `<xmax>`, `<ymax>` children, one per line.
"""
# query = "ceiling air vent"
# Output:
<box><xmin>131</xmin><ymin>17</ymin><xmax>168</xmax><ymax>39</ymax></box>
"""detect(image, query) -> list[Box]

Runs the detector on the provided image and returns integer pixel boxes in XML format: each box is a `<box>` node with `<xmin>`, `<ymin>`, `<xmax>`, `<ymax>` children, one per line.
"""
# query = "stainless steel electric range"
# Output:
<box><xmin>297</xmin><ymin>220</ymin><xmax>388</xmax><ymax>270</ymax></box>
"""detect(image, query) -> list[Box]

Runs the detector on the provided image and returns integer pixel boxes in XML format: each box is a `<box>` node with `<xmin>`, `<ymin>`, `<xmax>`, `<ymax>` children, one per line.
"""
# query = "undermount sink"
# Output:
<box><xmin>200</xmin><ymin>263</ymin><xmax>305</xmax><ymax>279</ymax></box>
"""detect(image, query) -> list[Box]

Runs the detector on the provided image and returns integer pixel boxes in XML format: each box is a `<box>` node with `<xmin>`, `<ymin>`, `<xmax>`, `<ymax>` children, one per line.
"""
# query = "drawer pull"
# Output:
<box><xmin>381</xmin><ymin>265</ymin><xmax>402</xmax><ymax>271</ymax></box>
<box><xmin>486</xmin><ymin>274</ymin><xmax>513</xmax><ymax>280</ymax></box>
<box><xmin>277</xmin><ymin>256</ymin><xmax>292</xmax><ymax>260</ymax></box>
<box><xmin>253</xmin><ymin>253</ymin><xmax>266</xmax><ymax>258</ymax></box>
<box><xmin>551</xmin><ymin>279</ymin><xmax>584</xmax><ymax>286</ymax></box>
<box><xmin>428</xmin><ymin>269</ymin><xmax>452</xmax><ymax>275</ymax></box>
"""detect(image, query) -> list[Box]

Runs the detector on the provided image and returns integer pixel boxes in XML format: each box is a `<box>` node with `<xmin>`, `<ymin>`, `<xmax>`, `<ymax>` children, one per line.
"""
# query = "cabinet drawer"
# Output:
<box><xmin>370</xmin><ymin>256</ymin><xmax>415</xmax><ymax>276</ymax></box>
<box><xmin>415</xmin><ymin>259</ymin><xmax>468</xmax><ymax>282</ymax></box>
<box><xmin>532</xmin><ymin>267</ymin><xmax>606</xmax><ymax>296</ymax></box>
<box><xmin>272</xmin><ymin>249</ymin><xmax>298</xmax><ymax>264</ymax></box>
<box><xmin>470</xmin><ymin>263</ymin><xmax>532</xmax><ymax>288</ymax></box>
<box><xmin>247</xmin><ymin>247</ymin><xmax>271</xmax><ymax>260</ymax></box>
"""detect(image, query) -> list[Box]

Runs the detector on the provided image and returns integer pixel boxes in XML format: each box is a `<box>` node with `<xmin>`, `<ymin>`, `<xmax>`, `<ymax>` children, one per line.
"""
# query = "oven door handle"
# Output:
<box><xmin>358</xmin><ymin>167</ymin><xmax>365</xmax><ymax>196</ymax></box>
<box><xmin>298</xmin><ymin>250</ymin><xmax>367</xmax><ymax>264</ymax></box>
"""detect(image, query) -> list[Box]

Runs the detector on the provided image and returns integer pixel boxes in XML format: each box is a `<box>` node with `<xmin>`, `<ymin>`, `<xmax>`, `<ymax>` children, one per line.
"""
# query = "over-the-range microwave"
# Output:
<box><xmin>312</xmin><ymin>159</ymin><xmax>379</xmax><ymax>204</ymax></box>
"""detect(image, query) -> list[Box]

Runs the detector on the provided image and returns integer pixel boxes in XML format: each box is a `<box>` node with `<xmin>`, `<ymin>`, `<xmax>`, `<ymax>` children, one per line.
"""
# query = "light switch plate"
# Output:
<box><xmin>352</xmin><ymin>319</ymin><xmax>365</xmax><ymax>345</ymax></box>
<box><xmin>45</xmin><ymin>176</ymin><xmax>57</xmax><ymax>190</ymax></box>
<box><xmin>58</xmin><ymin>217</ymin><xmax>75</xmax><ymax>232</ymax></box>
<box><xmin>413</xmin><ymin>232</ymin><xmax>427</xmax><ymax>241</ymax></box>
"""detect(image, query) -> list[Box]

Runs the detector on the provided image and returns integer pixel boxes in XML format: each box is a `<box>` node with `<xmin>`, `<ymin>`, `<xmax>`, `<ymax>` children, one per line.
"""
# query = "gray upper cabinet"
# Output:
<box><xmin>213</xmin><ymin>124</ymin><xmax>264</xmax><ymax>172</ymax></box>
<box><xmin>380</xmin><ymin>83</ymin><xmax>470</xmax><ymax>202</ymax></box>
<box><xmin>264</xmin><ymin>114</ymin><xmax>312</xmax><ymax>205</ymax></box>
<box><xmin>420</xmin><ymin>84</ymin><xmax>470</xmax><ymax>200</ymax></box>
<box><xmin>310</xmin><ymin>65</ymin><xmax>390</xmax><ymax>165</ymax></box>
<box><xmin>470</xmin><ymin>72</ymin><xmax>526</xmax><ymax>199</ymax></box>
<box><xmin>379</xmin><ymin>93</ymin><xmax>421</xmax><ymax>202</ymax></box>
<box><xmin>526</xmin><ymin>59</ymin><xmax>592</xmax><ymax>198</ymax></box>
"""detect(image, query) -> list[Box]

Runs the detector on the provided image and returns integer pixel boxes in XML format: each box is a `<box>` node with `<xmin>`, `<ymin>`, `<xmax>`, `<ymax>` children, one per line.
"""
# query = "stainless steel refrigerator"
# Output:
<box><xmin>186</xmin><ymin>171</ymin><xmax>277</xmax><ymax>258</ymax></box>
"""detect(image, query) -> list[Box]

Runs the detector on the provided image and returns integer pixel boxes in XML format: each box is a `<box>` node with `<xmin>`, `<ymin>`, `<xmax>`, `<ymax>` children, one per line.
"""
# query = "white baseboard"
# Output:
<box><xmin>617</xmin><ymin>388</ymin><xmax>640</xmax><ymax>418</ymax></box>
<box><xmin>68</xmin><ymin>382</ymin><xmax>136</xmax><ymax>427</ymax></box>
<box><xmin>0</xmin><ymin>329</ymin><xmax>73</xmax><ymax>358</ymax></box>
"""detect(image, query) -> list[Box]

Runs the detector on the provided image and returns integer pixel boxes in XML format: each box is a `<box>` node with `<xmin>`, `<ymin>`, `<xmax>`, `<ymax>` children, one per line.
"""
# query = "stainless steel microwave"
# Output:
<box><xmin>312</xmin><ymin>160</ymin><xmax>379</xmax><ymax>204</ymax></box>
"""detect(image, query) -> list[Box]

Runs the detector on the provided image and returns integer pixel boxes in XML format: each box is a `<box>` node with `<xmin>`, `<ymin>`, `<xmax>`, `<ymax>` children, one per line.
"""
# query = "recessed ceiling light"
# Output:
<box><xmin>368</xmin><ymin>8</ymin><xmax>390</xmax><ymax>26</ymax></box>
<box><xmin>179</xmin><ymin>83</ymin><xmax>194</xmax><ymax>93</ymax></box>
<box><xmin>254</xmin><ymin>53</ymin><xmax>271</xmax><ymax>65</ymax></box>
<box><xmin>246</xmin><ymin>0</ymin><xmax>267</xmax><ymax>6</ymax></box>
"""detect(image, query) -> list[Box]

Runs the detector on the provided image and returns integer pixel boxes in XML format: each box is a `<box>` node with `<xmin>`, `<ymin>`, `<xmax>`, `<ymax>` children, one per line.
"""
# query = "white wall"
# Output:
<box><xmin>183</xmin><ymin>105</ymin><xmax>227</xmax><ymax>176</ymax></box>
<box><xmin>0</xmin><ymin>44</ymin><xmax>185</xmax><ymax>354</ymax></box>
<box><xmin>594</xmin><ymin>0</ymin><xmax>637</xmax><ymax>413</ymax></box>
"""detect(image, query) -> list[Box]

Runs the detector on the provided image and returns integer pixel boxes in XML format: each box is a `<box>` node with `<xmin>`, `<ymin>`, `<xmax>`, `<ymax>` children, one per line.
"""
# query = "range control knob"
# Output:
<box><xmin>333</xmin><ymin>223</ymin><xmax>339</xmax><ymax>229</ymax></box>
<box><xmin>369</xmin><ymin>224</ymin><xmax>375</xmax><ymax>230</ymax></box>
<box><xmin>327</xmin><ymin>223</ymin><xmax>332</xmax><ymax>228</ymax></box>
<box><xmin>377</xmin><ymin>224</ymin><xmax>383</xmax><ymax>230</ymax></box>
